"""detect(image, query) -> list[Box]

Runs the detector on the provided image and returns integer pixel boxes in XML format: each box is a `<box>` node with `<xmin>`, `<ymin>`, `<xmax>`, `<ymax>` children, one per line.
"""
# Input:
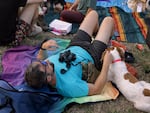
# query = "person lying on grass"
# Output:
<box><xmin>25</xmin><ymin>10</ymin><xmax>114</xmax><ymax>97</ymax></box>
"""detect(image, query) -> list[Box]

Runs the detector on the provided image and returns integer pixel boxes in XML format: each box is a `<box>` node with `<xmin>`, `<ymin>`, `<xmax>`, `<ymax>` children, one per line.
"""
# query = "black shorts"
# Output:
<box><xmin>68</xmin><ymin>30</ymin><xmax>107</xmax><ymax>71</ymax></box>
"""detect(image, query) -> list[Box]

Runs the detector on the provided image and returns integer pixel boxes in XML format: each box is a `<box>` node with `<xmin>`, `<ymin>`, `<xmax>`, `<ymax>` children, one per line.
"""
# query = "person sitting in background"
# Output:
<box><xmin>25</xmin><ymin>10</ymin><xmax>114</xmax><ymax>97</ymax></box>
<box><xmin>60</xmin><ymin>0</ymin><xmax>97</xmax><ymax>24</ymax></box>
<box><xmin>0</xmin><ymin>0</ymin><xmax>44</xmax><ymax>46</ymax></box>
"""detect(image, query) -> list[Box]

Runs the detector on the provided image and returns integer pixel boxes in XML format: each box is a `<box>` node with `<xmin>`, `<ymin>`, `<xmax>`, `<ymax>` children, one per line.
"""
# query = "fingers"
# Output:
<box><xmin>47</xmin><ymin>46</ymin><xmax>58</xmax><ymax>51</ymax></box>
<box><xmin>43</xmin><ymin>40</ymin><xmax>58</xmax><ymax>50</ymax></box>
<box><xmin>47</xmin><ymin>40</ymin><xmax>58</xmax><ymax>50</ymax></box>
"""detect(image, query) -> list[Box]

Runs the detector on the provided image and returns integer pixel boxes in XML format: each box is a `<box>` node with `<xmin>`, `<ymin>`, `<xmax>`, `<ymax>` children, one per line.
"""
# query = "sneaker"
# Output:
<box><xmin>28</xmin><ymin>24</ymin><xmax>42</xmax><ymax>37</ymax></box>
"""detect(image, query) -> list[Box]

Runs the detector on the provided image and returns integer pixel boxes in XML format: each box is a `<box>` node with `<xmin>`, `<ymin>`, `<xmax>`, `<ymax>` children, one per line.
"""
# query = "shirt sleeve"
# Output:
<box><xmin>56</xmin><ymin>79</ymin><xmax>89</xmax><ymax>98</ymax></box>
<box><xmin>67</xmin><ymin>80</ymin><xmax>89</xmax><ymax>97</ymax></box>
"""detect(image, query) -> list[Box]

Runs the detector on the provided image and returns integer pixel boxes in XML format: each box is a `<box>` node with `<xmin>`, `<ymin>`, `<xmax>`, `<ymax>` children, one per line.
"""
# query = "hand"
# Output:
<box><xmin>42</xmin><ymin>40</ymin><xmax>58</xmax><ymax>51</ymax></box>
<box><xmin>69</xmin><ymin>7</ymin><xmax>73</xmax><ymax>11</ymax></box>
<box><xmin>69</xmin><ymin>7</ymin><xmax>75</xmax><ymax>11</ymax></box>
<box><xmin>69</xmin><ymin>5</ymin><xmax>76</xmax><ymax>11</ymax></box>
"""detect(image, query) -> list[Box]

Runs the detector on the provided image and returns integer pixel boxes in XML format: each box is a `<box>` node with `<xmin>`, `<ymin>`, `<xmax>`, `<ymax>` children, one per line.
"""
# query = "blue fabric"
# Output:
<box><xmin>65</xmin><ymin>0</ymin><xmax>132</xmax><ymax>12</ymax></box>
<box><xmin>47</xmin><ymin>46</ymin><xmax>94</xmax><ymax>97</ymax></box>
<box><xmin>0</xmin><ymin>80</ymin><xmax>64</xmax><ymax>113</ymax></box>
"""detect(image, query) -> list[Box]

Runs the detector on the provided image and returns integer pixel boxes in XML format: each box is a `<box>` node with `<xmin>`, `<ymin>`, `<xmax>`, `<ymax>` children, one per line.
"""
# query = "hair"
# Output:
<box><xmin>25</xmin><ymin>63</ymin><xmax>47</xmax><ymax>89</ymax></box>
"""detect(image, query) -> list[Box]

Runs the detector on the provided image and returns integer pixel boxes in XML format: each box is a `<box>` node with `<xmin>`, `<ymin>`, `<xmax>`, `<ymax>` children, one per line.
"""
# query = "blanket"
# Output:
<box><xmin>65</xmin><ymin>0</ymin><xmax>131</xmax><ymax>12</ymax></box>
<box><xmin>0</xmin><ymin>38</ymin><xmax>119</xmax><ymax>113</ymax></box>
<box><xmin>97</xmin><ymin>6</ymin><xmax>147</xmax><ymax>44</ymax></box>
<box><xmin>44</xmin><ymin>6</ymin><xmax>148</xmax><ymax>44</ymax></box>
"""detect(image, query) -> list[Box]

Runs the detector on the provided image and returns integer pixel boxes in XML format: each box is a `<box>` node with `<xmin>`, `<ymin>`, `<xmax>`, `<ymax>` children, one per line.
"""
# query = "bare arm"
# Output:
<box><xmin>26</xmin><ymin>0</ymin><xmax>44</xmax><ymax>4</ymax></box>
<box><xmin>69</xmin><ymin>0</ymin><xmax>80</xmax><ymax>11</ymax></box>
<box><xmin>37</xmin><ymin>40</ymin><xmax>58</xmax><ymax>60</ymax></box>
<box><xmin>88</xmin><ymin>51</ymin><xmax>112</xmax><ymax>95</ymax></box>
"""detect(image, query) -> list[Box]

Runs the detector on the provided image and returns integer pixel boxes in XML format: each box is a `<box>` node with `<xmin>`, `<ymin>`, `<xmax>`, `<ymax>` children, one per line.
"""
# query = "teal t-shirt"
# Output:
<box><xmin>77</xmin><ymin>0</ymin><xmax>97</xmax><ymax>15</ymax></box>
<box><xmin>47</xmin><ymin>46</ymin><xmax>94</xmax><ymax>97</ymax></box>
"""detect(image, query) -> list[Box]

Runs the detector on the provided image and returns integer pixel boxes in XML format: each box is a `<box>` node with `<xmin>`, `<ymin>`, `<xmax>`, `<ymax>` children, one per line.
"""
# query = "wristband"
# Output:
<box><xmin>40</xmin><ymin>38</ymin><xmax>49</xmax><ymax>50</ymax></box>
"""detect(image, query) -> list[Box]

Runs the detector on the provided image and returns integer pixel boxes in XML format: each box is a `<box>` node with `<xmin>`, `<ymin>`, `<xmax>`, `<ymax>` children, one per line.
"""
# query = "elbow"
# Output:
<box><xmin>88</xmin><ymin>84</ymin><xmax>103</xmax><ymax>96</ymax></box>
<box><xmin>94</xmin><ymin>87</ymin><xmax>103</xmax><ymax>95</ymax></box>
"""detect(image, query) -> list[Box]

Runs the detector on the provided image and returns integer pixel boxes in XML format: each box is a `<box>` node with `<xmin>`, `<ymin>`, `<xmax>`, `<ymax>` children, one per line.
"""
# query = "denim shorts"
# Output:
<box><xmin>68</xmin><ymin>30</ymin><xmax>107</xmax><ymax>70</ymax></box>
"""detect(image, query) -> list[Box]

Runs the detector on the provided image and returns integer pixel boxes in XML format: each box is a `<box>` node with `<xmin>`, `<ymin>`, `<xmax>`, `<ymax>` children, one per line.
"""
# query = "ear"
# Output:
<box><xmin>116</xmin><ymin>47</ymin><xmax>125</xmax><ymax>60</ymax></box>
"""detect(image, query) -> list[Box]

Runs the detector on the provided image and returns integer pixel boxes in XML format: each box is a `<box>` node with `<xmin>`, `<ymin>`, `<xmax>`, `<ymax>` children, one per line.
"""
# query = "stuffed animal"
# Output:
<box><xmin>103</xmin><ymin>46</ymin><xmax>150</xmax><ymax>113</ymax></box>
<box><xmin>127</xmin><ymin>0</ymin><xmax>147</xmax><ymax>12</ymax></box>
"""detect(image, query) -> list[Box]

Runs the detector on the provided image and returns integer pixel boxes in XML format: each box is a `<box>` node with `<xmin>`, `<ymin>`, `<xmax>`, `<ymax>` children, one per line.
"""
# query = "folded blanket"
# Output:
<box><xmin>68</xmin><ymin>82</ymin><xmax>119</xmax><ymax>103</ymax></box>
<box><xmin>49</xmin><ymin>82</ymin><xmax>119</xmax><ymax>113</ymax></box>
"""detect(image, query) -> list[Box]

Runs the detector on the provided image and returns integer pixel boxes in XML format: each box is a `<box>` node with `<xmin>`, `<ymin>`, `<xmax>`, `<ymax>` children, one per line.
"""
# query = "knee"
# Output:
<box><xmin>103</xmin><ymin>16</ymin><xmax>114</xmax><ymax>24</ymax></box>
<box><xmin>87</xmin><ymin>10</ymin><xmax>98</xmax><ymax>18</ymax></box>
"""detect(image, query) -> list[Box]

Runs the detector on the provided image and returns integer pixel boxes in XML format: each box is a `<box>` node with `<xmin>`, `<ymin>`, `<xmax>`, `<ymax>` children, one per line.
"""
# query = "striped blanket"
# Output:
<box><xmin>96</xmin><ymin>6</ymin><xmax>148</xmax><ymax>44</ymax></box>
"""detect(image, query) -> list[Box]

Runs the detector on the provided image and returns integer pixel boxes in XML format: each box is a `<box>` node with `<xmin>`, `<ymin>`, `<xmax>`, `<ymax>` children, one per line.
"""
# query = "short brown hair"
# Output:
<box><xmin>25</xmin><ymin>62</ymin><xmax>47</xmax><ymax>89</ymax></box>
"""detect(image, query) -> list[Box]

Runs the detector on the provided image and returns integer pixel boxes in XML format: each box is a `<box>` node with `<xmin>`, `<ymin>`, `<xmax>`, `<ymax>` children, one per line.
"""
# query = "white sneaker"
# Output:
<box><xmin>29</xmin><ymin>24</ymin><xmax>42</xmax><ymax>36</ymax></box>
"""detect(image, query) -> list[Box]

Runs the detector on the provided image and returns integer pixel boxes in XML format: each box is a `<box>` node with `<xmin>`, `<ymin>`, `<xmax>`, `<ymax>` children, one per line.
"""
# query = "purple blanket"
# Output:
<box><xmin>0</xmin><ymin>46</ymin><xmax>39</xmax><ymax>86</ymax></box>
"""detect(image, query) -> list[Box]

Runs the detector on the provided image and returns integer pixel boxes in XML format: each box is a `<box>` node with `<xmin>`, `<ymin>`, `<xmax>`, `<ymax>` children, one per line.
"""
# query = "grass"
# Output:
<box><xmin>0</xmin><ymin>32</ymin><xmax>150</xmax><ymax>113</ymax></box>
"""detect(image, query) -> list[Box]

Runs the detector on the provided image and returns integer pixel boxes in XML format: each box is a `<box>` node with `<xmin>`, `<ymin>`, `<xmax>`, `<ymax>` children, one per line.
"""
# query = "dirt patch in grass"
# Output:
<box><xmin>0</xmin><ymin>32</ymin><xmax>150</xmax><ymax>113</ymax></box>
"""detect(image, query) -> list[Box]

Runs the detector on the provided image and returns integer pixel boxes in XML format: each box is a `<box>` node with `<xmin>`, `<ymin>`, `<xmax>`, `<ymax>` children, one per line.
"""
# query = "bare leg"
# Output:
<box><xmin>79</xmin><ymin>10</ymin><xmax>99</xmax><ymax>37</ymax></box>
<box><xmin>95</xmin><ymin>17</ymin><xmax>114</xmax><ymax>44</ymax></box>
<box><xmin>19</xmin><ymin>3</ymin><xmax>39</xmax><ymax>24</ymax></box>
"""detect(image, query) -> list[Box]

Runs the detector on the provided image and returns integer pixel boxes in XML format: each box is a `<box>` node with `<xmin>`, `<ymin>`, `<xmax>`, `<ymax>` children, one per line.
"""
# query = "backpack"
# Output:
<box><xmin>0</xmin><ymin>79</ymin><xmax>63</xmax><ymax>113</ymax></box>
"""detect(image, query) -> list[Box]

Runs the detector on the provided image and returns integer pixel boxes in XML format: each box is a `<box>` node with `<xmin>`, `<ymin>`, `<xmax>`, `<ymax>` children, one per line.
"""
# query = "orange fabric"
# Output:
<box><xmin>111</xmin><ymin>40</ymin><xmax>127</xmax><ymax>50</ymax></box>
<box><xmin>64</xmin><ymin>2</ymin><xmax>72</xmax><ymax>10</ymax></box>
